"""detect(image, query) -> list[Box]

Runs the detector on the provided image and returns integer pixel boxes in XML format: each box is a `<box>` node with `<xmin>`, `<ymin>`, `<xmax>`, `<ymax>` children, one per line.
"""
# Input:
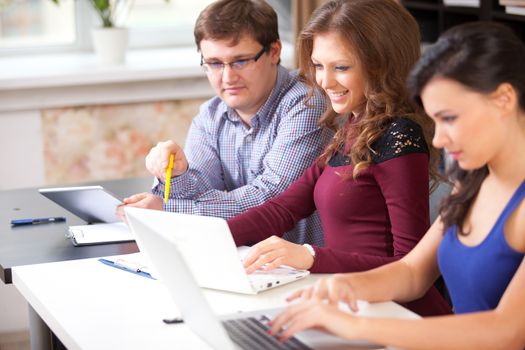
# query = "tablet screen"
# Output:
<box><xmin>39</xmin><ymin>186</ymin><xmax>123</xmax><ymax>223</ymax></box>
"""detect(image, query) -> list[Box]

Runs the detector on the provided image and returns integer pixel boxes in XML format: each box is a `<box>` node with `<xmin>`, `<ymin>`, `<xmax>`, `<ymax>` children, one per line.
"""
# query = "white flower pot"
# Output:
<box><xmin>92</xmin><ymin>27</ymin><xmax>129</xmax><ymax>65</ymax></box>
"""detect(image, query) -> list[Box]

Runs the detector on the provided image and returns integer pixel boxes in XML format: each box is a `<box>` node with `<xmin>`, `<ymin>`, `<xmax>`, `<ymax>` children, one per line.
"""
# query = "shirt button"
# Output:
<box><xmin>246</xmin><ymin>135</ymin><xmax>252</xmax><ymax>142</ymax></box>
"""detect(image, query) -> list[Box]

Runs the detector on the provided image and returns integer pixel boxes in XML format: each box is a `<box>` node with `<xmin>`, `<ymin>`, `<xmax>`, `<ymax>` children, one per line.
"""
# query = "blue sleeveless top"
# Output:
<box><xmin>438</xmin><ymin>181</ymin><xmax>525</xmax><ymax>314</ymax></box>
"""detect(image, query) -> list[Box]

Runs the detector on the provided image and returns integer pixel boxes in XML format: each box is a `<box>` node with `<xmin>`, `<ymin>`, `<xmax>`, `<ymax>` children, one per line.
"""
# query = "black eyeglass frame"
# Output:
<box><xmin>200</xmin><ymin>46</ymin><xmax>269</xmax><ymax>73</ymax></box>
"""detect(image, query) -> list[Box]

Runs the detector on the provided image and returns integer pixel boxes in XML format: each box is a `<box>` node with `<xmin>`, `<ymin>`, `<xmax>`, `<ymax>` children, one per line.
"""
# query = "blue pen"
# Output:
<box><xmin>98</xmin><ymin>258</ymin><xmax>155</xmax><ymax>280</ymax></box>
<box><xmin>11</xmin><ymin>217</ymin><xmax>66</xmax><ymax>226</ymax></box>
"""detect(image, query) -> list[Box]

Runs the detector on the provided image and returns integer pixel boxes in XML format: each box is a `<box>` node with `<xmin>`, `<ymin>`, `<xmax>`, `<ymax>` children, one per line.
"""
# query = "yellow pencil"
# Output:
<box><xmin>164</xmin><ymin>154</ymin><xmax>174</xmax><ymax>203</ymax></box>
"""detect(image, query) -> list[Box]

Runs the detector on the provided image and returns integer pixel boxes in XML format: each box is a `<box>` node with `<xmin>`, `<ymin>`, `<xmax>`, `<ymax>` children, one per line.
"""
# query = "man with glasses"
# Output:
<box><xmin>120</xmin><ymin>0</ymin><xmax>330</xmax><ymax>245</ymax></box>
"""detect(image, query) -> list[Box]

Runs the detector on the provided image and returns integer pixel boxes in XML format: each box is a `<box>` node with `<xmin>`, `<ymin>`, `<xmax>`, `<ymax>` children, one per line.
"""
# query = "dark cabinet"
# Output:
<box><xmin>401</xmin><ymin>0</ymin><xmax>525</xmax><ymax>43</ymax></box>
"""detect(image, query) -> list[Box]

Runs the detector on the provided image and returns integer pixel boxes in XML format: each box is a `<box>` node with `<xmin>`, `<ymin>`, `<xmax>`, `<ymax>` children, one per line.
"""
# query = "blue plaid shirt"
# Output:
<box><xmin>152</xmin><ymin>65</ymin><xmax>331</xmax><ymax>245</ymax></box>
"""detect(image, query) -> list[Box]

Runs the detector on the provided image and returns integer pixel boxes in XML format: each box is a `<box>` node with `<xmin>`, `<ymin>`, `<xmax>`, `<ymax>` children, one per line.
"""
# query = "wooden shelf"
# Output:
<box><xmin>491</xmin><ymin>11</ymin><xmax>525</xmax><ymax>23</ymax></box>
<box><xmin>401</xmin><ymin>0</ymin><xmax>525</xmax><ymax>43</ymax></box>
<box><xmin>403</xmin><ymin>1</ymin><xmax>441</xmax><ymax>11</ymax></box>
<box><xmin>442</xmin><ymin>6</ymin><xmax>481</xmax><ymax>15</ymax></box>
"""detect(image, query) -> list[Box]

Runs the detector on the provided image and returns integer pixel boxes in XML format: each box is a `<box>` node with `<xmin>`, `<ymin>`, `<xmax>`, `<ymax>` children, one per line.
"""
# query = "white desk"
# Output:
<box><xmin>13</xmin><ymin>255</ymin><xmax>419</xmax><ymax>350</ymax></box>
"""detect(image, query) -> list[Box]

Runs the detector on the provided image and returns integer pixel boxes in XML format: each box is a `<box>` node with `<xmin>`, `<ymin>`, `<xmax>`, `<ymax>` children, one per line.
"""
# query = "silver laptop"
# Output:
<box><xmin>124</xmin><ymin>207</ymin><xmax>308</xmax><ymax>294</ymax></box>
<box><xmin>125</xmin><ymin>206</ymin><xmax>382</xmax><ymax>350</ymax></box>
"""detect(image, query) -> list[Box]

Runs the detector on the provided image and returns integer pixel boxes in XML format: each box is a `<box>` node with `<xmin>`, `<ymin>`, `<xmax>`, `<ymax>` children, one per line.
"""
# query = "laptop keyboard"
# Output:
<box><xmin>222</xmin><ymin>315</ymin><xmax>311</xmax><ymax>350</ymax></box>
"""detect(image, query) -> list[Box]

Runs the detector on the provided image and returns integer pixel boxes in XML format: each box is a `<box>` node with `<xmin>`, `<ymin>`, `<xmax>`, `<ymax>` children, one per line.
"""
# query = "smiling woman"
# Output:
<box><xmin>310</xmin><ymin>32</ymin><xmax>366</xmax><ymax>118</ymax></box>
<box><xmin>226</xmin><ymin>0</ymin><xmax>451</xmax><ymax>318</ymax></box>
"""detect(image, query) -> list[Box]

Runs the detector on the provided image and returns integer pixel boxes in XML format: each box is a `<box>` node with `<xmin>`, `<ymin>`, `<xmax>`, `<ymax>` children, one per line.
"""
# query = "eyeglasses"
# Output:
<box><xmin>200</xmin><ymin>46</ymin><xmax>269</xmax><ymax>73</ymax></box>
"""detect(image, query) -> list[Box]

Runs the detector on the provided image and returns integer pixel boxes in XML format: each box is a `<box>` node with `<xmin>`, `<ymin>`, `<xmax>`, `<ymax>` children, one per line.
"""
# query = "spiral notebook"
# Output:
<box><xmin>67</xmin><ymin>222</ymin><xmax>134</xmax><ymax>246</ymax></box>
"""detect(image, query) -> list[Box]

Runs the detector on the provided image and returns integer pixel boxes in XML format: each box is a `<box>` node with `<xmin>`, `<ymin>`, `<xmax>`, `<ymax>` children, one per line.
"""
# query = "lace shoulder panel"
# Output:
<box><xmin>327</xmin><ymin>151</ymin><xmax>351</xmax><ymax>167</ymax></box>
<box><xmin>371</xmin><ymin>117</ymin><xmax>429</xmax><ymax>164</ymax></box>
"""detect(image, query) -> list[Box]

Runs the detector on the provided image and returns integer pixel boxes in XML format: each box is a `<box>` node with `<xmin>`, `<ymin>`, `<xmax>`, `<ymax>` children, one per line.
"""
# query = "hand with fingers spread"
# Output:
<box><xmin>268</xmin><ymin>299</ymin><xmax>358</xmax><ymax>342</ymax></box>
<box><xmin>116</xmin><ymin>192</ymin><xmax>163</xmax><ymax>221</ymax></box>
<box><xmin>286</xmin><ymin>274</ymin><xmax>360</xmax><ymax>312</ymax></box>
<box><xmin>145</xmin><ymin>140</ymin><xmax>188</xmax><ymax>181</ymax></box>
<box><xmin>243</xmin><ymin>236</ymin><xmax>314</xmax><ymax>273</ymax></box>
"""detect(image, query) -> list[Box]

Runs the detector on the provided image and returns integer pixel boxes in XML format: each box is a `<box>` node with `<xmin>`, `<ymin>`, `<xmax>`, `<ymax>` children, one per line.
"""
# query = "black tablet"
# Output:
<box><xmin>39</xmin><ymin>186</ymin><xmax>123</xmax><ymax>224</ymax></box>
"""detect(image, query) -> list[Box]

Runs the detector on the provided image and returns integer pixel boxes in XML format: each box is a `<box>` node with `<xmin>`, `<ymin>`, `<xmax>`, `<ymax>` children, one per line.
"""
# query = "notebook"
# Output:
<box><xmin>124</xmin><ymin>207</ymin><xmax>309</xmax><ymax>294</ymax></box>
<box><xmin>67</xmin><ymin>222</ymin><xmax>134</xmax><ymax>246</ymax></box>
<box><xmin>125</xmin><ymin>206</ymin><xmax>384</xmax><ymax>350</ymax></box>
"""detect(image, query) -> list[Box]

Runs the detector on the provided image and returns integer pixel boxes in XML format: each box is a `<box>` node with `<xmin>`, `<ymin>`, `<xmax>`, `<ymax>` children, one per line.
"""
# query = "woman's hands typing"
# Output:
<box><xmin>268</xmin><ymin>274</ymin><xmax>362</xmax><ymax>341</ymax></box>
<box><xmin>243</xmin><ymin>236</ymin><xmax>315</xmax><ymax>273</ymax></box>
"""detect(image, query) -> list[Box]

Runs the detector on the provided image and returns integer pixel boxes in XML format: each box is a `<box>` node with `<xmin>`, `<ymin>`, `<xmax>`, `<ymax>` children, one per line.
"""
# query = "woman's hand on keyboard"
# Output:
<box><xmin>243</xmin><ymin>236</ymin><xmax>314</xmax><ymax>274</ymax></box>
<box><xmin>268</xmin><ymin>299</ymin><xmax>357</xmax><ymax>342</ymax></box>
<box><xmin>285</xmin><ymin>274</ymin><xmax>359</xmax><ymax>312</ymax></box>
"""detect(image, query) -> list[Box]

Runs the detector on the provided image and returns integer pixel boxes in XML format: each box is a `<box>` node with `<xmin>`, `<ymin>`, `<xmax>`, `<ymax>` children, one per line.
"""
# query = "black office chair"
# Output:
<box><xmin>430</xmin><ymin>180</ymin><xmax>453</xmax><ymax>308</ymax></box>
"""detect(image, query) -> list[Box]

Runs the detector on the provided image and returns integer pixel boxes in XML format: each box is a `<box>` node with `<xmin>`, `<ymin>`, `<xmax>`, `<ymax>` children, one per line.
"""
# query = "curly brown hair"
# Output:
<box><xmin>298</xmin><ymin>0</ymin><xmax>438</xmax><ymax>182</ymax></box>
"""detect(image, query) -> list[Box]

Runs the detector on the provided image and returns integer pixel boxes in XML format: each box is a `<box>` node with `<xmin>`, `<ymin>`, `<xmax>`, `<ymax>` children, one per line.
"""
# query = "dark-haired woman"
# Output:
<box><xmin>226</xmin><ymin>0</ymin><xmax>450</xmax><ymax>316</ymax></box>
<box><xmin>270</xmin><ymin>22</ymin><xmax>525</xmax><ymax>349</ymax></box>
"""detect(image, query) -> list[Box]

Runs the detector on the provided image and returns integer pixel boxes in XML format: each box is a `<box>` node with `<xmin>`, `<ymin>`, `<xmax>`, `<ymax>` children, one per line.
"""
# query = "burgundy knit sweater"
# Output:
<box><xmin>228</xmin><ymin>118</ymin><xmax>451</xmax><ymax>316</ymax></box>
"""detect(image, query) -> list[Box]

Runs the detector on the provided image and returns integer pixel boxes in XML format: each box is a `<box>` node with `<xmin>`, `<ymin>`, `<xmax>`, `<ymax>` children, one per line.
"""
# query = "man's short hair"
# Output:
<box><xmin>194</xmin><ymin>0</ymin><xmax>279</xmax><ymax>51</ymax></box>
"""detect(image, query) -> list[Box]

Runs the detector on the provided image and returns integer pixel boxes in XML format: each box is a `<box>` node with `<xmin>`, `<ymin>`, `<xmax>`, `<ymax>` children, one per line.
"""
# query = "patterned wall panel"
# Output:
<box><xmin>41</xmin><ymin>99</ymin><xmax>207</xmax><ymax>185</ymax></box>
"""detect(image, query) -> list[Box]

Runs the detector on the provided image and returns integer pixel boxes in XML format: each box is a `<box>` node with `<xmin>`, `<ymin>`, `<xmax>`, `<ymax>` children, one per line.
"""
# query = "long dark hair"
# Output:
<box><xmin>407</xmin><ymin>22</ymin><xmax>525</xmax><ymax>233</ymax></box>
<box><xmin>297</xmin><ymin>0</ymin><xmax>438</xmax><ymax>181</ymax></box>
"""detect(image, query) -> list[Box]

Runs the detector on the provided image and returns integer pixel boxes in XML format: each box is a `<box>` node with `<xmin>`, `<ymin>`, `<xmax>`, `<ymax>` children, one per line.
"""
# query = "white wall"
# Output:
<box><xmin>0</xmin><ymin>47</ymin><xmax>217</xmax><ymax>191</ymax></box>
<box><xmin>0</xmin><ymin>110</ymin><xmax>45</xmax><ymax>190</ymax></box>
<box><xmin>0</xmin><ymin>112</ymin><xmax>45</xmax><ymax>332</ymax></box>
<box><xmin>0</xmin><ymin>283</ymin><xmax>29</xmax><ymax>332</ymax></box>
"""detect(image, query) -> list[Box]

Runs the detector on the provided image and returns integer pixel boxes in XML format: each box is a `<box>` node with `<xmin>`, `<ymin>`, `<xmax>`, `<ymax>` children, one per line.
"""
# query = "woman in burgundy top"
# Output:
<box><xmin>228</xmin><ymin>0</ymin><xmax>450</xmax><ymax>316</ymax></box>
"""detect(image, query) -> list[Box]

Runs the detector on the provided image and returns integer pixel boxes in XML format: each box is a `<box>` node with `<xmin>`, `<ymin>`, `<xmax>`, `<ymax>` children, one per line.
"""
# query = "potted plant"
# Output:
<box><xmin>52</xmin><ymin>0</ymin><xmax>134</xmax><ymax>65</ymax></box>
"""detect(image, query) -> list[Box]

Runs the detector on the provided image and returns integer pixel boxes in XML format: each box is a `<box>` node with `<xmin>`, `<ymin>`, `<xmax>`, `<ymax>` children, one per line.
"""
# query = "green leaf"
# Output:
<box><xmin>91</xmin><ymin>0</ymin><xmax>110</xmax><ymax>11</ymax></box>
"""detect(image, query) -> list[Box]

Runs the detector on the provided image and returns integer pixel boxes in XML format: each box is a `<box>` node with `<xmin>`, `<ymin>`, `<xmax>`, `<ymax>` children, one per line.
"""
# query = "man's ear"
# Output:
<box><xmin>490</xmin><ymin>83</ymin><xmax>518</xmax><ymax>115</ymax></box>
<box><xmin>268</xmin><ymin>40</ymin><xmax>282</xmax><ymax>65</ymax></box>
